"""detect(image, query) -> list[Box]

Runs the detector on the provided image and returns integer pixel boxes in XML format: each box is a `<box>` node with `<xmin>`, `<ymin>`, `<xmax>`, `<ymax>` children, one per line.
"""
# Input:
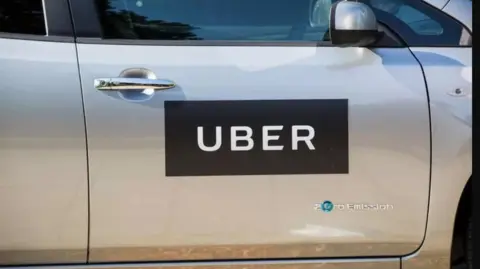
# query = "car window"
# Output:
<box><xmin>0</xmin><ymin>0</ymin><xmax>46</xmax><ymax>35</ymax></box>
<box><xmin>96</xmin><ymin>0</ymin><xmax>332</xmax><ymax>41</ymax></box>
<box><xmin>365</xmin><ymin>0</ymin><xmax>470</xmax><ymax>46</ymax></box>
<box><xmin>96</xmin><ymin>0</ymin><xmax>470</xmax><ymax>46</ymax></box>
<box><xmin>394</xmin><ymin>5</ymin><xmax>443</xmax><ymax>35</ymax></box>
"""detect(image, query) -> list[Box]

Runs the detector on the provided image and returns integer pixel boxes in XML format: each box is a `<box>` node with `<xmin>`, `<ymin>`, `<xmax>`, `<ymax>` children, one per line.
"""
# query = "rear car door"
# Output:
<box><xmin>71</xmin><ymin>0</ymin><xmax>433</xmax><ymax>263</ymax></box>
<box><xmin>0</xmin><ymin>0</ymin><xmax>88</xmax><ymax>265</ymax></box>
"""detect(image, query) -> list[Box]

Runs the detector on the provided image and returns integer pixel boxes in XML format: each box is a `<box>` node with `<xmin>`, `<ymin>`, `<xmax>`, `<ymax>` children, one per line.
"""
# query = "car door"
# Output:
<box><xmin>0</xmin><ymin>0</ymin><xmax>88</xmax><ymax>265</ymax></box>
<box><xmin>70</xmin><ymin>0</ymin><xmax>433</xmax><ymax>263</ymax></box>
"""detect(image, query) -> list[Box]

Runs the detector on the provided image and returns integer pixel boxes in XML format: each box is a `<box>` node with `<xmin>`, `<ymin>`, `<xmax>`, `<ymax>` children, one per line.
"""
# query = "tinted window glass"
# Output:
<box><xmin>96</xmin><ymin>0</ymin><xmax>470</xmax><ymax>46</ymax></box>
<box><xmin>97</xmin><ymin>0</ymin><xmax>333</xmax><ymax>41</ymax></box>
<box><xmin>366</xmin><ymin>0</ymin><xmax>470</xmax><ymax>46</ymax></box>
<box><xmin>395</xmin><ymin>5</ymin><xmax>443</xmax><ymax>35</ymax></box>
<box><xmin>0</xmin><ymin>0</ymin><xmax>46</xmax><ymax>35</ymax></box>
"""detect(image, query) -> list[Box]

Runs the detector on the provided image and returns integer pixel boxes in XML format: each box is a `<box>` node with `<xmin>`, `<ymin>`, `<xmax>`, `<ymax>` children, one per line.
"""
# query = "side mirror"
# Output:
<box><xmin>329</xmin><ymin>1</ymin><xmax>383</xmax><ymax>47</ymax></box>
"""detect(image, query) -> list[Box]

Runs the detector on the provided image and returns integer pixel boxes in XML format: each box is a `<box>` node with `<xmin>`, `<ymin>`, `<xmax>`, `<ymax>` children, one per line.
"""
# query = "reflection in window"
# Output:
<box><xmin>366</xmin><ymin>0</ymin><xmax>467</xmax><ymax>46</ymax></box>
<box><xmin>369</xmin><ymin>0</ymin><xmax>443</xmax><ymax>35</ymax></box>
<box><xmin>97</xmin><ymin>0</ymin><xmax>332</xmax><ymax>41</ymax></box>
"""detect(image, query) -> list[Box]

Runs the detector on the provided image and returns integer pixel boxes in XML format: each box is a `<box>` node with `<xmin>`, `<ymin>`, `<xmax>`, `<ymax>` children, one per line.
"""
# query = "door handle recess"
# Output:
<box><xmin>94</xmin><ymin>77</ymin><xmax>176</xmax><ymax>91</ymax></box>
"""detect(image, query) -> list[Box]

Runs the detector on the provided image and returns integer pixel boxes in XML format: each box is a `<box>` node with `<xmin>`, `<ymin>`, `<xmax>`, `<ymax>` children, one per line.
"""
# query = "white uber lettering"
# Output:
<box><xmin>231</xmin><ymin>126</ymin><xmax>254</xmax><ymax>151</ymax></box>
<box><xmin>292</xmin><ymin>125</ymin><xmax>315</xmax><ymax>150</ymax></box>
<box><xmin>262</xmin><ymin>125</ymin><xmax>284</xmax><ymax>151</ymax></box>
<box><xmin>197</xmin><ymin>125</ymin><xmax>316</xmax><ymax>152</ymax></box>
<box><xmin>197</xmin><ymin>126</ymin><xmax>222</xmax><ymax>152</ymax></box>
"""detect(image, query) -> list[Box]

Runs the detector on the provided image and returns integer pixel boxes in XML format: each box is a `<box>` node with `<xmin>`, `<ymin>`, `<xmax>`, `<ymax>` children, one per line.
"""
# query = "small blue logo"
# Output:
<box><xmin>321</xmin><ymin>200</ymin><xmax>334</xmax><ymax>212</ymax></box>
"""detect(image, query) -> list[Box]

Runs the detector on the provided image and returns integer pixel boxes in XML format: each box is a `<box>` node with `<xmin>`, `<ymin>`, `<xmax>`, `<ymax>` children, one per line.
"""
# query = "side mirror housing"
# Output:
<box><xmin>329</xmin><ymin>1</ymin><xmax>382</xmax><ymax>47</ymax></box>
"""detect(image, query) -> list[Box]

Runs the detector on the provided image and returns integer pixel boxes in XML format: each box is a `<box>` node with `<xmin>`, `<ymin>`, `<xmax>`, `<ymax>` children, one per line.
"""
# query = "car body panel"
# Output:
<box><xmin>401</xmin><ymin>47</ymin><xmax>471</xmax><ymax>269</ymax></box>
<box><xmin>76</xmin><ymin>44</ymin><xmax>431</xmax><ymax>262</ymax></box>
<box><xmin>0</xmin><ymin>38</ymin><xmax>88</xmax><ymax>264</ymax></box>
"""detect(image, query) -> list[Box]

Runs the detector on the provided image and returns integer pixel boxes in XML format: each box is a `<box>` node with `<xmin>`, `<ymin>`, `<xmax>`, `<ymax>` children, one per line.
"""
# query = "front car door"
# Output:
<box><xmin>69</xmin><ymin>0</ymin><xmax>452</xmax><ymax>265</ymax></box>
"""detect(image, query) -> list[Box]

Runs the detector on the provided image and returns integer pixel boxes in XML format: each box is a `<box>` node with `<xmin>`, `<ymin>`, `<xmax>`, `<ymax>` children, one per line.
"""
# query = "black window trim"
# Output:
<box><xmin>68</xmin><ymin>0</ymin><xmax>469</xmax><ymax>48</ymax></box>
<box><xmin>0</xmin><ymin>0</ymin><xmax>74</xmax><ymax>42</ymax></box>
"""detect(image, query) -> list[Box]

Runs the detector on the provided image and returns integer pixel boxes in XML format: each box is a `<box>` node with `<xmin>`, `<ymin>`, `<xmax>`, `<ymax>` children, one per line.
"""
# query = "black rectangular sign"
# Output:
<box><xmin>165</xmin><ymin>99</ymin><xmax>349</xmax><ymax>177</ymax></box>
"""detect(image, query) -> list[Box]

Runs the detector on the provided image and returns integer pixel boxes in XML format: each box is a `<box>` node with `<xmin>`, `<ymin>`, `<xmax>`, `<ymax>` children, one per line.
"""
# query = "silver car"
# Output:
<box><xmin>0</xmin><ymin>0</ymin><xmax>472</xmax><ymax>269</ymax></box>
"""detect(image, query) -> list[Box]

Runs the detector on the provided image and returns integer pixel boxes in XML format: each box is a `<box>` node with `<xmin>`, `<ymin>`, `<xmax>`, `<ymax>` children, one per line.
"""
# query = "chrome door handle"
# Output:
<box><xmin>94</xmin><ymin>77</ymin><xmax>176</xmax><ymax>91</ymax></box>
